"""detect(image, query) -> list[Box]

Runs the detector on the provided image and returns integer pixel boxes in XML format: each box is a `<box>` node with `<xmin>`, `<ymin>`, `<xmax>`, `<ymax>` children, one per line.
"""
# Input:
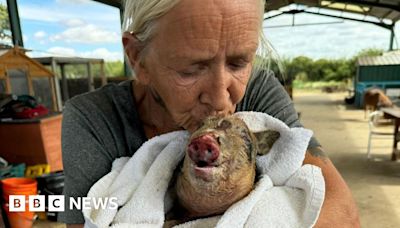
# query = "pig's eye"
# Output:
<box><xmin>216</xmin><ymin>119</ymin><xmax>232</xmax><ymax>130</ymax></box>
<box><xmin>198</xmin><ymin>121</ymin><xmax>205</xmax><ymax>128</ymax></box>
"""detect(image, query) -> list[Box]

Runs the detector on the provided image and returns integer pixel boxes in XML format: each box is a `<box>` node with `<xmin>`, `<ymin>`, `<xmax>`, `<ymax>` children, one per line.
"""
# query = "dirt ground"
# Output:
<box><xmin>293</xmin><ymin>90</ymin><xmax>400</xmax><ymax>228</ymax></box>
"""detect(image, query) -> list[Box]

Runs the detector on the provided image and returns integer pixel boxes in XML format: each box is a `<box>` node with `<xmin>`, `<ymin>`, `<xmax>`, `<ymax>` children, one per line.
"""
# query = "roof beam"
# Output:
<box><xmin>305</xmin><ymin>9</ymin><xmax>394</xmax><ymax>29</ymax></box>
<box><xmin>92</xmin><ymin>0</ymin><xmax>122</xmax><ymax>9</ymax></box>
<box><xmin>265</xmin><ymin>8</ymin><xmax>394</xmax><ymax>30</ymax></box>
<box><xmin>332</xmin><ymin>0</ymin><xmax>400</xmax><ymax>12</ymax></box>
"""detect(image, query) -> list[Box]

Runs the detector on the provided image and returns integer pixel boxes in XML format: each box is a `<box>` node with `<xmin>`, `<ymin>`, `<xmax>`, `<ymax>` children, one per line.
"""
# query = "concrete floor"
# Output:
<box><xmin>33</xmin><ymin>90</ymin><xmax>400</xmax><ymax>228</ymax></box>
<box><xmin>294</xmin><ymin>91</ymin><xmax>400</xmax><ymax>228</ymax></box>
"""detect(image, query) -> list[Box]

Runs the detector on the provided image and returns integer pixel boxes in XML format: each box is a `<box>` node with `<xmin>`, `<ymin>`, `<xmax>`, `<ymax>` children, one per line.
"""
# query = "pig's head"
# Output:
<box><xmin>175</xmin><ymin>115</ymin><xmax>280</xmax><ymax>218</ymax></box>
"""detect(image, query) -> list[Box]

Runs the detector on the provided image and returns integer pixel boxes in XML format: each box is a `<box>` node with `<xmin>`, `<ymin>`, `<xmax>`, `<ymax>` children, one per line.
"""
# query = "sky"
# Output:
<box><xmin>1</xmin><ymin>0</ymin><xmax>123</xmax><ymax>61</ymax></box>
<box><xmin>1</xmin><ymin>0</ymin><xmax>399</xmax><ymax>61</ymax></box>
<box><xmin>263</xmin><ymin>6</ymin><xmax>397</xmax><ymax>60</ymax></box>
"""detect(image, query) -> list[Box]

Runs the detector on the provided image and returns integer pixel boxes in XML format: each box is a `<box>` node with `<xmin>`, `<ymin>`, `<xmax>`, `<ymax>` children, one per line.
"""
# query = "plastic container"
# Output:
<box><xmin>1</xmin><ymin>177</ymin><xmax>37</xmax><ymax>228</ymax></box>
<box><xmin>0</xmin><ymin>164</ymin><xmax>26</xmax><ymax>180</ymax></box>
<box><xmin>36</xmin><ymin>171</ymin><xmax>64</xmax><ymax>221</ymax></box>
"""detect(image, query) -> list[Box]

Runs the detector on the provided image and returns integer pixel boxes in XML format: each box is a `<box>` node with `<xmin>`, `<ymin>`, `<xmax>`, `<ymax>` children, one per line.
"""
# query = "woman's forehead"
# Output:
<box><xmin>157</xmin><ymin>0</ymin><xmax>261</xmax><ymax>31</ymax></box>
<box><xmin>152</xmin><ymin>0</ymin><xmax>261</xmax><ymax>60</ymax></box>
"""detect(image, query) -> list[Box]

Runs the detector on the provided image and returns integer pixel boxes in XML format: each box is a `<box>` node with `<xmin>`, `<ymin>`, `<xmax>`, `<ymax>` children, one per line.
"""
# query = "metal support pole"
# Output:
<box><xmin>6</xmin><ymin>0</ymin><xmax>23</xmax><ymax>47</ymax></box>
<box><xmin>389</xmin><ymin>25</ymin><xmax>395</xmax><ymax>51</ymax></box>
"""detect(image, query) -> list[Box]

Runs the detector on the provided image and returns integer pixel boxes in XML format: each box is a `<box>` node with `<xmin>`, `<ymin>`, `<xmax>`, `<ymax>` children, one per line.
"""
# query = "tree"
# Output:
<box><xmin>0</xmin><ymin>3</ymin><xmax>11</xmax><ymax>41</ymax></box>
<box><xmin>290</xmin><ymin>56</ymin><xmax>313</xmax><ymax>80</ymax></box>
<box><xmin>354</xmin><ymin>48</ymin><xmax>384</xmax><ymax>58</ymax></box>
<box><xmin>105</xmin><ymin>61</ymin><xmax>124</xmax><ymax>77</ymax></box>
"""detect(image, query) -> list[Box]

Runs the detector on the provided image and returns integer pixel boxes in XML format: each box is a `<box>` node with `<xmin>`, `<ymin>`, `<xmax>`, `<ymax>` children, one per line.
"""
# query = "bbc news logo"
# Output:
<box><xmin>8</xmin><ymin>195</ymin><xmax>118</xmax><ymax>212</ymax></box>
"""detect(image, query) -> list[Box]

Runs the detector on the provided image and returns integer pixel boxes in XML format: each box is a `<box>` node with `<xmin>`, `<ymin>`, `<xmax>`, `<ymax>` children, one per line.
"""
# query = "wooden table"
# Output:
<box><xmin>381</xmin><ymin>107</ymin><xmax>400</xmax><ymax>161</ymax></box>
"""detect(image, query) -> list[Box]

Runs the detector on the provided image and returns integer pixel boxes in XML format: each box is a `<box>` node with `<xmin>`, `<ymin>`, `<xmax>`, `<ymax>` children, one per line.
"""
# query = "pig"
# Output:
<box><xmin>364</xmin><ymin>88</ymin><xmax>393</xmax><ymax>118</ymax></box>
<box><xmin>173</xmin><ymin>115</ymin><xmax>280</xmax><ymax>220</ymax></box>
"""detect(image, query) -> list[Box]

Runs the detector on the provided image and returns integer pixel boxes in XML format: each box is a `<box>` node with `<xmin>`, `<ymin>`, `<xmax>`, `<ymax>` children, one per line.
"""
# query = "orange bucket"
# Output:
<box><xmin>1</xmin><ymin>178</ymin><xmax>37</xmax><ymax>228</ymax></box>
<box><xmin>3</xmin><ymin>204</ymin><xmax>35</xmax><ymax>228</ymax></box>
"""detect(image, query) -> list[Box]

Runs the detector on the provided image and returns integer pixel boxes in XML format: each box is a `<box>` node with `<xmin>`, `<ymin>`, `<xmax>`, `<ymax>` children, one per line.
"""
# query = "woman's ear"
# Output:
<box><xmin>122</xmin><ymin>32</ymin><xmax>141</xmax><ymax>67</ymax></box>
<box><xmin>122</xmin><ymin>32</ymin><xmax>150</xmax><ymax>84</ymax></box>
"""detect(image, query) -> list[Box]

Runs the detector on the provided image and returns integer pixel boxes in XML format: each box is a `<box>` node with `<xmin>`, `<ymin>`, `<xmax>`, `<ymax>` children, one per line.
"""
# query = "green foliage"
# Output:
<box><xmin>281</xmin><ymin>48</ymin><xmax>384</xmax><ymax>83</ymax></box>
<box><xmin>105</xmin><ymin>61</ymin><xmax>124</xmax><ymax>77</ymax></box>
<box><xmin>293</xmin><ymin>80</ymin><xmax>347</xmax><ymax>90</ymax></box>
<box><xmin>0</xmin><ymin>3</ymin><xmax>12</xmax><ymax>41</ymax></box>
<box><xmin>284</xmin><ymin>56</ymin><xmax>313</xmax><ymax>81</ymax></box>
<box><xmin>53</xmin><ymin>61</ymin><xmax>125</xmax><ymax>79</ymax></box>
<box><xmin>353</xmin><ymin>48</ymin><xmax>384</xmax><ymax>57</ymax></box>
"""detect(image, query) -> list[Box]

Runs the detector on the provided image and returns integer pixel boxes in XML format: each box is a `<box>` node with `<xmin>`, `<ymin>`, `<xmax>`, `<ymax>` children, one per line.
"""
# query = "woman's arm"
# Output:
<box><xmin>304</xmin><ymin>147</ymin><xmax>360</xmax><ymax>227</ymax></box>
<box><xmin>238</xmin><ymin>70</ymin><xmax>360</xmax><ymax>226</ymax></box>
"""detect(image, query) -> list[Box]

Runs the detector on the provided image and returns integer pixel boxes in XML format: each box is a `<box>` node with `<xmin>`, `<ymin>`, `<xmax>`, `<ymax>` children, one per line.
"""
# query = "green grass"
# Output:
<box><xmin>292</xmin><ymin>80</ymin><xmax>350</xmax><ymax>91</ymax></box>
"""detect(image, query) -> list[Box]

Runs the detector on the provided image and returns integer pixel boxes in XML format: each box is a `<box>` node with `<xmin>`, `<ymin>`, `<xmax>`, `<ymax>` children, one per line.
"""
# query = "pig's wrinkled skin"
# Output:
<box><xmin>174</xmin><ymin>115</ymin><xmax>280</xmax><ymax>219</ymax></box>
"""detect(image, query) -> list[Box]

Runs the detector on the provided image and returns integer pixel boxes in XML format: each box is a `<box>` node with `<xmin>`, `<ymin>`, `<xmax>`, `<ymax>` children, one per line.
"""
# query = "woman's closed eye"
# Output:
<box><xmin>179</xmin><ymin>64</ymin><xmax>208</xmax><ymax>77</ymax></box>
<box><xmin>227</xmin><ymin>59</ymin><xmax>250</xmax><ymax>71</ymax></box>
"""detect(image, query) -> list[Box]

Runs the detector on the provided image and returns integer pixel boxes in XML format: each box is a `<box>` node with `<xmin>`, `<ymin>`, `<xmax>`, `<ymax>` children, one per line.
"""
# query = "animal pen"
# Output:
<box><xmin>0</xmin><ymin>46</ymin><xmax>58</xmax><ymax>111</ymax></box>
<box><xmin>33</xmin><ymin>56</ymin><xmax>107</xmax><ymax>111</ymax></box>
<box><xmin>354</xmin><ymin>52</ymin><xmax>400</xmax><ymax>108</ymax></box>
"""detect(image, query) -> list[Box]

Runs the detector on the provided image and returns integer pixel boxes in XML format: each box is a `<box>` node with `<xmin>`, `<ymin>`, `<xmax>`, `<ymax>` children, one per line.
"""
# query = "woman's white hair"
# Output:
<box><xmin>122</xmin><ymin>0</ymin><xmax>280</xmax><ymax>75</ymax></box>
<box><xmin>122</xmin><ymin>0</ymin><xmax>181</xmax><ymax>43</ymax></box>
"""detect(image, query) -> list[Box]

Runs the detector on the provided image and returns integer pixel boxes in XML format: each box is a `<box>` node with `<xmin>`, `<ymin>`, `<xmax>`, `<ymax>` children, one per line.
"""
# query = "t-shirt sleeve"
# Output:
<box><xmin>236</xmin><ymin>70</ymin><xmax>321</xmax><ymax>149</ymax></box>
<box><xmin>57</xmin><ymin>101</ymin><xmax>114</xmax><ymax>224</ymax></box>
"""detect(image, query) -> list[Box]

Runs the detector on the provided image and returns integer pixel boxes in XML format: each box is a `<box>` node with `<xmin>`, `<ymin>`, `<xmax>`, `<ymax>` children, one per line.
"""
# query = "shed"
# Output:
<box><xmin>34</xmin><ymin>56</ymin><xmax>106</xmax><ymax>111</ymax></box>
<box><xmin>0</xmin><ymin>46</ymin><xmax>59</xmax><ymax>111</ymax></box>
<box><xmin>354</xmin><ymin>52</ymin><xmax>400</xmax><ymax>108</ymax></box>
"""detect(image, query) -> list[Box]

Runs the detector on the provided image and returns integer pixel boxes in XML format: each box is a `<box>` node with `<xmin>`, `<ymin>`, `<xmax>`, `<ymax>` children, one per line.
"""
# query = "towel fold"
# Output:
<box><xmin>83</xmin><ymin>112</ymin><xmax>325</xmax><ymax>228</ymax></box>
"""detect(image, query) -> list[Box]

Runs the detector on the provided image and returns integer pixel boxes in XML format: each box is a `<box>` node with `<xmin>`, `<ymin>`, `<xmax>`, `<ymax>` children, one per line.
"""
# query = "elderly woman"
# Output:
<box><xmin>59</xmin><ymin>0</ymin><xmax>360</xmax><ymax>227</ymax></box>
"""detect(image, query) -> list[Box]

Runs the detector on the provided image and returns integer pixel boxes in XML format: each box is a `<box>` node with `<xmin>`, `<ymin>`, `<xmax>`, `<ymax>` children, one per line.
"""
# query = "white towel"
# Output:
<box><xmin>83</xmin><ymin>111</ymin><xmax>325</xmax><ymax>228</ymax></box>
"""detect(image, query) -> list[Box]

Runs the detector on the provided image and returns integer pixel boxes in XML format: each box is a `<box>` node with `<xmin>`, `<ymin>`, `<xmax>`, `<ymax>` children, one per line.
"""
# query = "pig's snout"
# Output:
<box><xmin>188</xmin><ymin>134</ymin><xmax>220</xmax><ymax>166</ymax></box>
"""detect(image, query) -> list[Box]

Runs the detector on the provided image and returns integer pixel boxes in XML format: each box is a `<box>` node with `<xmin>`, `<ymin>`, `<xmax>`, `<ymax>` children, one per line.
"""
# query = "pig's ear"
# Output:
<box><xmin>253</xmin><ymin>130</ymin><xmax>280</xmax><ymax>155</ymax></box>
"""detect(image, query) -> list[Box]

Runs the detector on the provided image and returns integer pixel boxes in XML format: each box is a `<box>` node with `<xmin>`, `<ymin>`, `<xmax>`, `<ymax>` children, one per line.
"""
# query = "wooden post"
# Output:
<box><xmin>87</xmin><ymin>63</ymin><xmax>94</xmax><ymax>92</ymax></box>
<box><xmin>26</xmin><ymin>66</ymin><xmax>34</xmax><ymax>96</ymax></box>
<box><xmin>49</xmin><ymin>77</ymin><xmax>58</xmax><ymax>112</ymax></box>
<box><xmin>100</xmin><ymin>60</ymin><xmax>106</xmax><ymax>86</ymax></box>
<box><xmin>51</xmin><ymin>59</ymin><xmax>63</xmax><ymax>111</ymax></box>
<box><xmin>4</xmin><ymin>67</ymin><xmax>11</xmax><ymax>94</ymax></box>
<box><xmin>60</xmin><ymin>64</ymin><xmax>69</xmax><ymax>101</ymax></box>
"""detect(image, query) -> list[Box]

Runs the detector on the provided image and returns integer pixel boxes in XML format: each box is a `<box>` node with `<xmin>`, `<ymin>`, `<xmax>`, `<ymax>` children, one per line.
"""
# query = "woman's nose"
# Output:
<box><xmin>199</xmin><ymin>67</ymin><xmax>232</xmax><ymax>111</ymax></box>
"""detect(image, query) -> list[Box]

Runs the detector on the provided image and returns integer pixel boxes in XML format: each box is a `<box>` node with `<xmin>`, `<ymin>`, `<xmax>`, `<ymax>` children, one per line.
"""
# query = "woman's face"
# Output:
<box><xmin>136</xmin><ymin>0</ymin><xmax>261</xmax><ymax>132</ymax></box>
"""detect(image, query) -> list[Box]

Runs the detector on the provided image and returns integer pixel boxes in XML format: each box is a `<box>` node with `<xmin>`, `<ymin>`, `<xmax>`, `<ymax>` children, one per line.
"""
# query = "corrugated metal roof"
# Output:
<box><xmin>383</xmin><ymin>50</ymin><xmax>400</xmax><ymax>56</ymax></box>
<box><xmin>265</xmin><ymin>0</ymin><xmax>400</xmax><ymax>22</ymax></box>
<box><xmin>357</xmin><ymin>54</ymin><xmax>400</xmax><ymax>66</ymax></box>
<box><xmin>95</xmin><ymin>0</ymin><xmax>400</xmax><ymax>23</ymax></box>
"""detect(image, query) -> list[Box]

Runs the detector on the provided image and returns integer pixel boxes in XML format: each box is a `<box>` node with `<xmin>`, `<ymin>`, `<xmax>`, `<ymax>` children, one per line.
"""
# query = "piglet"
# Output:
<box><xmin>175</xmin><ymin>115</ymin><xmax>280</xmax><ymax>219</ymax></box>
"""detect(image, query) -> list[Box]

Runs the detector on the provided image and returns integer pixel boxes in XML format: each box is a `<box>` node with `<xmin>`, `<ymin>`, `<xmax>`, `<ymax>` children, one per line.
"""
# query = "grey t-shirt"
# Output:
<box><xmin>58</xmin><ymin>71</ymin><xmax>320</xmax><ymax>224</ymax></box>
